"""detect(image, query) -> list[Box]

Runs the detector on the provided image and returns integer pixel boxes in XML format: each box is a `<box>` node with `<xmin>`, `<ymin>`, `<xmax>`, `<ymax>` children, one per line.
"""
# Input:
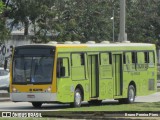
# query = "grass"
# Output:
<box><xmin>62</xmin><ymin>102</ymin><xmax>160</xmax><ymax>111</ymax></box>
<box><xmin>1</xmin><ymin>102</ymin><xmax>160</xmax><ymax>119</ymax></box>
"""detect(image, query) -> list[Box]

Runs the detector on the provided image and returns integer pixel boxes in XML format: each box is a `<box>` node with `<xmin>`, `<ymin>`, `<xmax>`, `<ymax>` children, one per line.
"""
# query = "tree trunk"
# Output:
<box><xmin>24</xmin><ymin>20</ymin><xmax>29</xmax><ymax>35</ymax></box>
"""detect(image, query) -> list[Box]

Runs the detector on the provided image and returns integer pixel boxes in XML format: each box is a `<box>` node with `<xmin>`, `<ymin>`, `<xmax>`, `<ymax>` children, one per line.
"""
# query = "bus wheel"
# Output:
<box><xmin>72</xmin><ymin>88</ymin><xmax>82</xmax><ymax>107</ymax></box>
<box><xmin>32</xmin><ymin>102</ymin><xmax>42</xmax><ymax>108</ymax></box>
<box><xmin>127</xmin><ymin>85</ymin><xmax>135</xmax><ymax>103</ymax></box>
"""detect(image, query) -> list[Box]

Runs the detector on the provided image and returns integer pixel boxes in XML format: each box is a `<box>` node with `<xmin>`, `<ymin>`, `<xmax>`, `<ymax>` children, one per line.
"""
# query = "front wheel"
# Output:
<box><xmin>71</xmin><ymin>88</ymin><xmax>82</xmax><ymax>107</ymax></box>
<box><xmin>32</xmin><ymin>102</ymin><xmax>42</xmax><ymax>108</ymax></box>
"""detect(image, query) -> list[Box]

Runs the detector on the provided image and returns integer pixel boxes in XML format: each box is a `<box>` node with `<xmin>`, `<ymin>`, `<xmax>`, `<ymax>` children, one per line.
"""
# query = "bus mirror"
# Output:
<box><xmin>4</xmin><ymin>59</ymin><xmax>8</xmax><ymax>70</ymax></box>
<box><xmin>60</xmin><ymin>66</ymin><xmax>65</xmax><ymax>77</ymax></box>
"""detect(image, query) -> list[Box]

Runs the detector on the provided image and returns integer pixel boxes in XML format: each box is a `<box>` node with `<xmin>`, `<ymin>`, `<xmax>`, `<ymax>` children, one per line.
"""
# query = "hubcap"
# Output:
<box><xmin>75</xmin><ymin>92</ymin><xmax>81</xmax><ymax>105</ymax></box>
<box><xmin>129</xmin><ymin>88</ymin><xmax>134</xmax><ymax>102</ymax></box>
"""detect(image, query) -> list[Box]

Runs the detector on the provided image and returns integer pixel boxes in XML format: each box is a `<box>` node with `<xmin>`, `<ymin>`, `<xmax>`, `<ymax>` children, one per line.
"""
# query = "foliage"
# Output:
<box><xmin>0</xmin><ymin>1</ymin><xmax>10</xmax><ymax>43</ymax></box>
<box><xmin>126</xmin><ymin>0</ymin><xmax>159</xmax><ymax>44</ymax></box>
<box><xmin>4</xmin><ymin>0</ymin><xmax>160</xmax><ymax>45</ymax></box>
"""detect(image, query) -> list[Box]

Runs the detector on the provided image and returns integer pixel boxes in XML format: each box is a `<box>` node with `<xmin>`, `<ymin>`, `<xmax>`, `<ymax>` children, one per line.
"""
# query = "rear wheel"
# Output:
<box><xmin>118</xmin><ymin>85</ymin><xmax>135</xmax><ymax>104</ymax></box>
<box><xmin>127</xmin><ymin>85</ymin><xmax>135</xmax><ymax>103</ymax></box>
<box><xmin>32</xmin><ymin>102</ymin><xmax>42</xmax><ymax>108</ymax></box>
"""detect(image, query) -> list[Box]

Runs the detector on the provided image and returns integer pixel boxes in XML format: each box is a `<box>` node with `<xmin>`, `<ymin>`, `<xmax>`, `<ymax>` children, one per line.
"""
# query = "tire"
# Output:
<box><xmin>32</xmin><ymin>102</ymin><xmax>42</xmax><ymax>108</ymax></box>
<box><xmin>118</xmin><ymin>98</ymin><xmax>125</xmax><ymax>104</ymax></box>
<box><xmin>71</xmin><ymin>88</ymin><xmax>82</xmax><ymax>107</ymax></box>
<box><xmin>127</xmin><ymin>85</ymin><xmax>135</xmax><ymax>104</ymax></box>
<box><xmin>118</xmin><ymin>85</ymin><xmax>135</xmax><ymax>104</ymax></box>
<box><xmin>88</xmin><ymin>100</ymin><xmax>102</xmax><ymax>105</ymax></box>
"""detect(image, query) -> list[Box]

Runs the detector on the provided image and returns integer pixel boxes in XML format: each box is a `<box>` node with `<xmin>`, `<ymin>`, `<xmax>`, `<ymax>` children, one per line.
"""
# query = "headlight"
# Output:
<box><xmin>45</xmin><ymin>86</ymin><xmax>51</xmax><ymax>92</ymax></box>
<box><xmin>12</xmin><ymin>87</ymin><xmax>19</xmax><ymax>92</ymax></box>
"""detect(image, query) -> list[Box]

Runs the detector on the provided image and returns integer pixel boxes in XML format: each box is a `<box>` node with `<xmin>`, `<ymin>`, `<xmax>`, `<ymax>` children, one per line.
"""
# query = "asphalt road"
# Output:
<box><xmin>0</xmin><ymin>102</ymin><xmax>69</xmax><ymax>111</ymax></box>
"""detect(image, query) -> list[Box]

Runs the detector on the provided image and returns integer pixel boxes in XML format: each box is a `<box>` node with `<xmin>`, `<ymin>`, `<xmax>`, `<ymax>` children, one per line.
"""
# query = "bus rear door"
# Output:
<box><xmin>88</xmin><ymin>54</ymin><xmax>99</xmax><ymax>98</ymax></box>
<box><xmin>113</xmin><ymin>54</ymin><xmax>123</xmax><ymax>96</ymax></box>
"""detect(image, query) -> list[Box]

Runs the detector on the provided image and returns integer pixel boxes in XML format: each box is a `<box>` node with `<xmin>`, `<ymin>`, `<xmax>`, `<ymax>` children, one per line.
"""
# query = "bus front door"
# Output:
<box><xmin>113</xmin><ymin>54</ymin><xmax>123</xmax><ymax>96</ymax></box>
<box><xmin>88</xmin><ymin>55</ymin><xmax>99</xmax><ymax>98</ymax></box>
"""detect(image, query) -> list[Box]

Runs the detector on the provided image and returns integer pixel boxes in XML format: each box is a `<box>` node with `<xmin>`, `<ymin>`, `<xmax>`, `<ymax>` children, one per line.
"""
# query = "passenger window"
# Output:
<box><xmin>71</xmin><ymin>53</ymin><xmax>86</xmax><ymax>80</ymax></box>
<box><xmin>57</xmin><ymin>58</ymin><xmax>69</xmax><ymax>77</ymax></box>
<box><xmin>124</xmin><ymin>52</ymin><xmax>132</xmax><ymax>64</ymax></box>
<box><xmin>123</xmin><ymin>53</ymin><xmax>126</xmax><ymax>64</ymax></box>
<box><xmin>144</xmin><ymin>52</ymin><xmax>149</xmax><ymax>63</ymax></box>
<box><xmin>100</xmin><ymin>53</ymin><xmax>112</xmax><ymax>65</ymax></box>
<box><xmin>80</xmin><ymin>54</ymin><xmax>85</xmax><ymax>65</ymax></box>
<box><xmin>137</xmin><ymin>52</ymin><xmax>145</xmax><ymax>64</ymax></box>
<box><xmin>149</xmin><ymin>52</ymin><xmax>155</xmax><ymax>67</ymax></box>
<box><xmin>132</xmin><ymin>52</ymin><xmax>137</xmax><ymax>63</ymax></box>
<box><xmin>72</xmin><ymin>53</ymin><xmax>85</xmax><ymax>66</ymax></box>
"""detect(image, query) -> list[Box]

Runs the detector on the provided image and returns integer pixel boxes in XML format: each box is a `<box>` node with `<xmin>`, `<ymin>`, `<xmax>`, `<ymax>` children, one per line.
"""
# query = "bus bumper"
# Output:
<box><xmin>10</xmin><ymin>93</ymin><xmax>57</xmax><ymax>102</ymax></box>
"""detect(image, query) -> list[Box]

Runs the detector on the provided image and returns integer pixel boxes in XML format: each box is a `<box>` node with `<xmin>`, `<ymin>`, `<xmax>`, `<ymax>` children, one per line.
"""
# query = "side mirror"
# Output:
<box><xmin>4</xmin><ymin>59</ymin><xmax>8</xmax><ymax>70</ymax></box>
<box><xmin>60</xmin><ymin>66</ymin><xmax>65</xmax><ymax>77</ymax></box>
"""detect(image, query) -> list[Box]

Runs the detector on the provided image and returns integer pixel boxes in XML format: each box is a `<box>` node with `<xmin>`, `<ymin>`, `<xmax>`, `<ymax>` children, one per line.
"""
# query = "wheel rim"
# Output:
<box><xmin>129</xmin><ymin>88</ymin><xmax>134</xmax><ymax>102</ymax></box>
<box><xmin>75</xmin><ymin>92</ymin><xmax>81</xmax><ymax>105</ymax></box>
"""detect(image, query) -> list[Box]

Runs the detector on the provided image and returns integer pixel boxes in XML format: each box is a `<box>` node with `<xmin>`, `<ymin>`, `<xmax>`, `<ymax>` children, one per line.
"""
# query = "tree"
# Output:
<box><xmin>126</xmin><ymin>0</ymin><xmax>159</xmax><ymax>44</ymax></box>
<box><xmin>0</xmin><ymin>0</ymin><xmax>10</xmax><ymax>42</ymax></box>
<box><xmin>6</xmin><ymin>0</ymin><xmax>160</xmax><ymax>45</ymax></box>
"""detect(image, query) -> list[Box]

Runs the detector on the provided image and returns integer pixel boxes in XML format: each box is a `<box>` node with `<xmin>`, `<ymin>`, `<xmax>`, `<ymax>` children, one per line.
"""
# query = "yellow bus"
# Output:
<box><xmin>9</xmin><ymin>41</ymin><xmax>157</xmax><ymax>108</ymax></box>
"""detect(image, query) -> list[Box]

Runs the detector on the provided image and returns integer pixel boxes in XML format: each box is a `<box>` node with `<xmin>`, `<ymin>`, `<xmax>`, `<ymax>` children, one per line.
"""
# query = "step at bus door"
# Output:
<box><xmin>113</xmin><ymin>54</ymin><xmax>123</xmax><ymax>96</ymax></box>
<box><xmin>88</xmin><ymin>55</ymin><xmax>99</xmax><ymax>98</ymax></box>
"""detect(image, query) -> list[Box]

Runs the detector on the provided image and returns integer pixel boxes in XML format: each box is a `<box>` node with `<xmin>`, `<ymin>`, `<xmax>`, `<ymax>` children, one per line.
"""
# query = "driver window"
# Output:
<box><xmin>57</xmin><ymin>58</ymin><xmax>69</xmax><ymax>77</ymax></box>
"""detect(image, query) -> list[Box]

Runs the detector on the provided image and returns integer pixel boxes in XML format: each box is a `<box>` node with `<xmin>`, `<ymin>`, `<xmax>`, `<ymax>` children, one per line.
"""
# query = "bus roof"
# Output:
<box><xmin>49</xmin><ymin>42</ymin><xmax>155</xmax><ymax>48</ymax></box>
<box><xmin>16</xmin><ymin>42</ymin><xmax>155</xmax><ymax>49</ymax></box>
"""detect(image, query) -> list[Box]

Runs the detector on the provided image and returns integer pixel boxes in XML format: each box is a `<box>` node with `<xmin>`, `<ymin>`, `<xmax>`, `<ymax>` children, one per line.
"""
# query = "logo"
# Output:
<box><xmin>2</xmin><ymin>112</ymin><xmax>11</xmax><ymax>117</ymax></box>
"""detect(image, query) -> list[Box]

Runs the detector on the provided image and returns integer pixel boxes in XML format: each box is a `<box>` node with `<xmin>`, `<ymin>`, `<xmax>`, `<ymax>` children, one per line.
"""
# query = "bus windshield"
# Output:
<box><xmin>13</xmin><ymin>56</ymin><xmax>54</xmax><ymax>84</ymax></box>
<box><xmin>12</xmin><ymin>46</ymin><xmax>54</xmax><ymax>84</ymax></box>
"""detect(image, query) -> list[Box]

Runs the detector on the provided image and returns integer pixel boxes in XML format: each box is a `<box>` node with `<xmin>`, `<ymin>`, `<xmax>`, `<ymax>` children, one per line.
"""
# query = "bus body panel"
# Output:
<box><xmin>11</xmin><ymin>93</ymin><xmax>57</xmax><ymax>102</ymax></box>
<box><xmin>10</xmin><ymin>43</ymin><xmax>157</xmax><ymax>103</ymax></box>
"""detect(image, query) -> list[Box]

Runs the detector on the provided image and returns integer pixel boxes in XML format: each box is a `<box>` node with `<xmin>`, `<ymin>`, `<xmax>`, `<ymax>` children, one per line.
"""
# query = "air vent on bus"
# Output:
<box><xmin>73</xmin><ymin>41</ymin><xmax>81</xmax><ymax>44</ymax></box>
<box><xmin>122</xmin><ymin>41</ymin><xmax>131</xmax><ymax>43</ymax></box>
<box><xmin>86</xmin><ymin>41</ymin><xmax>95</xmax><ymax>44</ymax></box>
<box><xmin>47</xmin><ymin>41</ymin><xmax>57</xmax><ymax>44</ymax></box>
<box><xmin>64</xmin><ymin>41</ymin><xmax>73</xmax><ymax>44</ymax></box>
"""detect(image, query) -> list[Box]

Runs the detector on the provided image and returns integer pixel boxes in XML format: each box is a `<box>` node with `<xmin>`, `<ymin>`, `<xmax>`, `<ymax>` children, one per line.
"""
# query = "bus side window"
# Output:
<box><xmin>71</xmin><ymin>53</ymin><xmax>85</xmax><ymax>66</ymax></box>
<box><xmin>132</xmin><ymin>52</ymin><xmax>137</xmax><ymax>70</ymax></box>
<box><xmin>71</xmin><ymin>53</ymin><xmax>86</xmax><ymax>80</ymax></box>
<box><xmin>132</xmin><ymin>52</ymin><xmax>137</xmax><ymax>64</ymax></box>
<box><xmin>57</xmin><ymin>58</ymin><xmax>69</xmax><ymax>78</ymax></box>
<box><xmin>137</xmin><ymin>52</ymin><xmax>145</xmax><ymax>64</ymax></box>
<box><xmin>148</xmin><ymin>52</ymin><xmax>155</xmax><ymax>67</ymax></box>
<box><xmin>124</xmin><ymin>52</ymin><xmax>131</xmax><ymax>64</ymax></box>
<box><xmin>144</xmin><ymin>52</ymin><xmax>149</xmax><ymax>63</ymax></box>
<box><xmin>80</xmin><ymin>54</ymin><xmax>85</xmax><ymax>65</ymax></box>
<box><xmin>100</xmin><ymin>52</ymin><xmax>112</xmax><ymax>65</ymax></box>
<box><xmin>123</xmin><ymin>53</ymin><xmax>126</xmax><ymax>64</ymax></box>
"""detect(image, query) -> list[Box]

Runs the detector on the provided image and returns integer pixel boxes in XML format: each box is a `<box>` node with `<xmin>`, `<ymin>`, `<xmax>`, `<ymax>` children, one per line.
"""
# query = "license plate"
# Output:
<box><xmin>27</xmin><ymin>95</ymin><xmax>35</xmax><ymax>98</ymax></box>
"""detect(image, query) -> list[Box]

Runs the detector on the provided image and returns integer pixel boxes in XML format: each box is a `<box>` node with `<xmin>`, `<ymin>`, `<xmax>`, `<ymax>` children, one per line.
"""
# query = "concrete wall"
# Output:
<box><xmin>0</xmin><ymin>35</ymin><xmax>32</xmax><ymax>67</ymax></box>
